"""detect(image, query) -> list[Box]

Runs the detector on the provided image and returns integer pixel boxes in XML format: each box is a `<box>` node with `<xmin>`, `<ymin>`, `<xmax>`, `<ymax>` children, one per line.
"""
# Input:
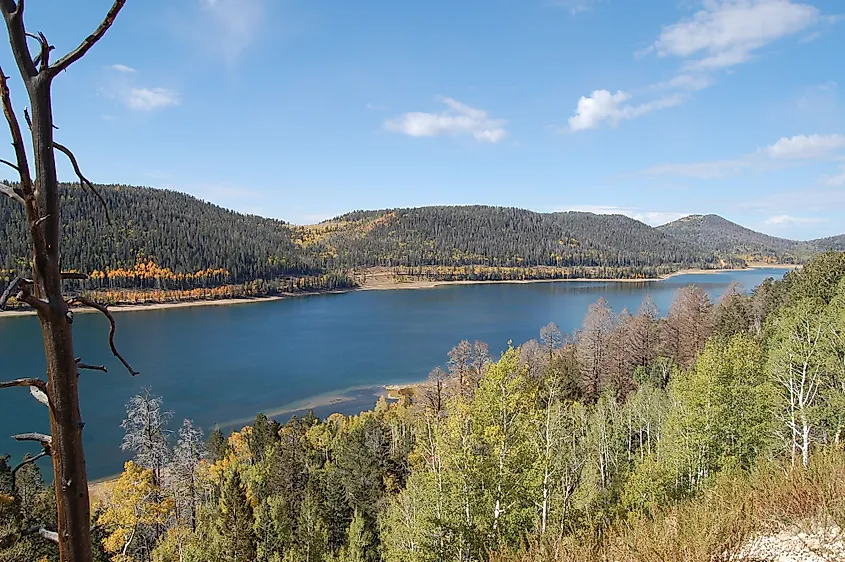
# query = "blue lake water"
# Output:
<box><xmin>0</xmin><ymin>268</ymin><xmax>789</xmax><ymax>479</ymax></box>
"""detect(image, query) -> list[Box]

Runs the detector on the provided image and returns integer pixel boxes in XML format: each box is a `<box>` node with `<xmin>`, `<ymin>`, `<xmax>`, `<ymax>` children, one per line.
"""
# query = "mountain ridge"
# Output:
<box><xmin>2</xmin><ymin>185</ymin><xmax>841</xmax><ymax>289</ymax></box>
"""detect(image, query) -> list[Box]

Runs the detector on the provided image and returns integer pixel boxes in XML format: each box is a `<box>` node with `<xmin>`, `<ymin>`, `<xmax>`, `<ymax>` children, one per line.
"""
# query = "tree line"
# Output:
<box><xmin>2</xmin><ymin>190</ymin><xmax>753</xmax><ymax>299</ymax></box>
<box><xmin>3</xmin><ymin>253</ymin><xmax>845</xmax><ymax>561</ymax></box>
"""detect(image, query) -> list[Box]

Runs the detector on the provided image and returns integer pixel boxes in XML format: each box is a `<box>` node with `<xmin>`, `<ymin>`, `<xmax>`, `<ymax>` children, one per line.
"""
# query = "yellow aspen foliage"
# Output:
<box><xmin>97</xmin><ymin>461</ymin><xmax>174</xmax><ymax>562</ymax></box>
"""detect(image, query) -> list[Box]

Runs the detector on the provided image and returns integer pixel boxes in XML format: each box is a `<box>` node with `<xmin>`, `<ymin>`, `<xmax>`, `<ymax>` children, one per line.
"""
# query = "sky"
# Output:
<box><xmin>1</xmin><ymin>0</ymin><xmax>844</xmax><ymax>240</ymax></box>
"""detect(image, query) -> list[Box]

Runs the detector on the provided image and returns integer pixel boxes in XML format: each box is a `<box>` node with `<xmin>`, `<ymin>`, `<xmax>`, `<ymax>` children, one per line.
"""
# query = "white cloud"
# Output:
<box><xmin>765</xmin><ymin>134</ymin><xmax>845</xmax><ymax>159</ymax></box>
<box><xmin>109</xmin><ymin>64</ymin><xmax>136</xmax><ymax>73</ymax></box>
<box><xmin>384</xmin><ymin>97</ymin><xmax>508</xmax><ymax>143</ymax></box>
<box><xmin>566</xmin><ymin>205</ymin><xmax>691</xmax><ymax>226</ymax></box>
<box><xmin>570</xmin><ymin>2</ymin><xmax>826</xmax><ymax>134</ymax></box>
<box><xmin>648</xmin><ymin>0</ymin><xmax>820</xmax><ymax>71</ymax></box>
<box><xmin>639</xmin><ymin>133</ymin><xmax>845</xmax><ymax>178</ymax></box>
<box><xmin>764</xmin><ymin>214</ymin><xmax>828</xmax><ymax>225</ymax></box>
<box><xmin>124</xmin><ymin>88</ymin><xmax>181</xmax><ymax>111</ymax></box>
<box><xmin>567</xmin><ymin>89</ymin><xmax>685</xmax><ymax>131</ymax></box>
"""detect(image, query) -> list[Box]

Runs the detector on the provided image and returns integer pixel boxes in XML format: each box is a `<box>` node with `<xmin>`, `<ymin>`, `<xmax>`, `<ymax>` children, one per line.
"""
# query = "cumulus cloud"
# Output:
<box><xmin>765</xmin><ymin>134</ymin><xmax>845</xmax><ymax>159</ymax></box>
<box><xmin>565</xmin><ymin>205</ymin><xmax>691</xmax><ymax>226</ymax></box>
<box><xmin>567</xmin><ymin>90</ymin><xmax>685</xmax><ymax>131</ymax></box>
<box><xmin>764</xmin><ymin>214</ymin><xmax>827</xmax><ymax>225</ymax></box>
<box><xmin>124</xmin><ymin>88</ymin><xmax>181</xmax><ymax>111</ymax></box>
<box><xmin>646</xmin><ymin>0</ymin><xmax>820</xmax><ymax>71</ymax></box>
<box><xmin>384</xmin><ymin>97</ymin><xmax>508</xmax><ymax>143</ymax></box>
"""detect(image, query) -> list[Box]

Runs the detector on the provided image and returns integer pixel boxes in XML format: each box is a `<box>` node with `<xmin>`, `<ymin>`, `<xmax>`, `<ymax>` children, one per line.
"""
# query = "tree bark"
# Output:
<box><xmin>0</xmin><ymin>2</ymin><xmax>129</xmax><ymax>561</ymax></box>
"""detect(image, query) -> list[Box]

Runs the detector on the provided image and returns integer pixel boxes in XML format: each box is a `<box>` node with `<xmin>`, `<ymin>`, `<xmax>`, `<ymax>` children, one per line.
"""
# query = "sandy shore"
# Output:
<box><xmin>0</xmin><ymin>295</ymin><xmax>287</xmax><ymax>318</ymax></box>
<box><xmin>0</xmin><ymin>264</ymin><xmax>797</xmax><ymax>319</ymax></box>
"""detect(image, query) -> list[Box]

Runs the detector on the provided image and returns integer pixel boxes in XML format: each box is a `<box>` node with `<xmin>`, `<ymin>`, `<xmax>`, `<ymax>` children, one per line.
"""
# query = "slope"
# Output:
<box><xmin>300</xmin><ymin>206</ymin><xmax>719</xmax><ymax>270</ymax></box>
<box><xmin>657</xmin><ymin>214</ymin><xmax>814</xmax><ymax>263</ymax></box>
<box><xmin>0</xmin><ymin>183</ymin><xmax>317</xmax><ymax>282</ymax></box>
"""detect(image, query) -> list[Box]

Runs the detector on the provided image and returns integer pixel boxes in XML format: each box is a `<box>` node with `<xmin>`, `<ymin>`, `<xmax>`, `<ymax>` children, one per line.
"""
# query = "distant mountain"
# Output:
<box><xmin>308</xmin><ymin>206</ymin><xmax>719</xmax><ymax>270</ymax></box>
<box><xmin>657</xmin><ymin>214</ymin><xmax>815</xmax><ymax>263</ymax></box>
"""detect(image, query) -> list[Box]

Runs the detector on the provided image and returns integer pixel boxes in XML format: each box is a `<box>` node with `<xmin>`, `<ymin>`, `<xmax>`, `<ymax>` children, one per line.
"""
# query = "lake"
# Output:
<box><xmin>0</xmin><ymin>268</ymin><xmax>789</xmax><ymax>479</ymax></box>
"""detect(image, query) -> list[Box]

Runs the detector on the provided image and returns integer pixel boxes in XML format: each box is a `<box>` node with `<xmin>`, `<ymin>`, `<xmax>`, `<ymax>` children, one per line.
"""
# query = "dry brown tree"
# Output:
<box><xmin>0</xmin><ymin>2</ymin><xmax>135</xmax><ymax>561</ymax></box>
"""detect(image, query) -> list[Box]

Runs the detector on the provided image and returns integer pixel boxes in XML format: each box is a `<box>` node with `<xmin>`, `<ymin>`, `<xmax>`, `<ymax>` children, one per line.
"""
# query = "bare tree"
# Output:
<box><xmin>121</xmin><ymin>389</ymin><xmax>172</xmax><ymax>485</ymax></box>
<box><xmin>519</xmin><ymin>339</ymin><xmax>548</xmax><ymax>383</ymax></box>
<box><xmin>629</xmin><ymin>295</ymin><xmax>660</xmax><ymax>368</ymax></box>
<box><xmin>168</xmin><ymin>419</ymin><xmax>206</xmax><ymax>531</ymax></box>
<box><xmin>608</xmin><ymin>308</ymin><xmax>636</xmax><ymax>399</ymax></box>
<box><xmin>576</xmin><ymin>298</ymin><xmax>615</xmax><ymax>401</ymax></box>
<box><xmin>447</xmin><ymin>339</ymin><xmax>490</xmax><ymax>398</ymax></box>
<box><xmin>0</xmin><ymin>2</ymin><xmax>133</xmax><ymax>560</ymax></box>
<box><xmin>424</xmin><ymin>366</ymin><xmax>449</xmax><ymax>414</ymax></box>
<box><xmin>539</xmin><ymin>322</ymin><xmax>563</xmax><ymax>360</ymax></box>
<box><xmin>663</xmin><ymin>285</ymin><xmax>714</xmax><ymax>368</ymax></box>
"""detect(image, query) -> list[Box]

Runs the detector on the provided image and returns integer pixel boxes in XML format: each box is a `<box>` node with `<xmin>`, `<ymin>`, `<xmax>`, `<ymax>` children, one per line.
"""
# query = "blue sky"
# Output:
<box><xmin>1</xmin><ymin>0</ymin><xmax>844</xmax><ymax>239</ymax></box>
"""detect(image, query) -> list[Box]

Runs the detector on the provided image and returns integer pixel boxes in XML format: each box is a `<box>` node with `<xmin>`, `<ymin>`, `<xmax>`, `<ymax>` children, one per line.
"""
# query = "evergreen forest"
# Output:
<box><xmin>5</xmin><ymin>185</ymin><xmax>844</xmax><ymax>308</ymax></box>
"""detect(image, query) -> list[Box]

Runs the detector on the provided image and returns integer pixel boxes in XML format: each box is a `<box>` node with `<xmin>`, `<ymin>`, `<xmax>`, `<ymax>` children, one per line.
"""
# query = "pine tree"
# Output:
<box><xmin>216</xmin><ymin>472</ymin><xmax>257</xmax><ymax>562</ymax></box>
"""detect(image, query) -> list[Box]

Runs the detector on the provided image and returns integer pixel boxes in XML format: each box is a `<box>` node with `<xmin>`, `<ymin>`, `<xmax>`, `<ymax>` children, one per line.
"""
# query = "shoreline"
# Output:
<box><xmin>0</xmin><ymin>264</ymin><xmax>797</xmax><ymax>319</ymax></box>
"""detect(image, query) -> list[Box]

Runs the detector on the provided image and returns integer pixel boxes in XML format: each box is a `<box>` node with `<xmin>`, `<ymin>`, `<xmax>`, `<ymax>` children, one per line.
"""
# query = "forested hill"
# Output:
<box><xmin>2</xmin><ymin>186</ymin><xmax>839</xmax><ymax>291</ymax></box>
<box><xmin>0</xmin><ymin>183</ymin><xmax>318</xmax><ymax>282</ymax></box>
<box><xmin>657</xmin><ymin>214</ymin><xmax>817</xmax><ymax>263</ymax></box>
<box><xmin>301</xmin><ymin>205</ymin><xmax>722</xmax><ymax>270</ymax></box>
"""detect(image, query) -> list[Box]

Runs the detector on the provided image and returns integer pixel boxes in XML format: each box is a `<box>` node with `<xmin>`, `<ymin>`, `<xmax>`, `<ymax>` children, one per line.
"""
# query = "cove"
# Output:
<box><xmin>0</xmin><ymin>268</ymin><xmax>789</xmax><ymax>479</ymax></box>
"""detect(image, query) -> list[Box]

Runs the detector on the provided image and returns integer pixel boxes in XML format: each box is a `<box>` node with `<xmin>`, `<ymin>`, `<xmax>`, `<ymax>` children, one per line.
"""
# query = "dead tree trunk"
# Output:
<box><xmin>0</xmin><ymin>2</ymin><xmax>133</xmax><ymax>562</ymax></box>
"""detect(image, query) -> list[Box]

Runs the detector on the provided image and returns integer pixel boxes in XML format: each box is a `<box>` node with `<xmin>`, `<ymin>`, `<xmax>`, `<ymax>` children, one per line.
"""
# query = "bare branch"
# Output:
<box><xmin>0</xmin><ymin>378</ymin><xmax>47</xmax><ymax>391</ymax></box>
<box><xmin>0</xmin><ymin>377</ymin><xmax>46</xmax><ymax>391</ymax></box>
<box><xmin>29</xmin><ymin>384</ymin><xmax>48</xmax><ymax>406</ymax></box>
<box><xmin>50</xmin><ymin>0</ymin><xmax>126</xmax><ymax>75</ymax></box>
<box><xmin>0</xmin><ymin>276</ymin><xmax>48</xmax><ymax>314</ymax></box>
<box><xmin>70</xmin><ymin>295</ymin><xmax>138</xmax><ymax>375</ymax></box>
<box><xmin>25</xmin><ymin>30</ymin><xmax>50</xmax><ymax>69</ymax></box>
<box><xmin>76</xmin><ymin>363</ymin><xmax>107</xmax><ymax>373</ymax></box>
<box><xmin>53</xmin><ymin>141</ymin><xmax>112</xmax><ymax>224</ymax></box>
<box><xmin>0</xmin><ymin>181</ymin><xmax>23</xmax><ymax>204</ymax></box>
<box><xmin>61</xmin><ymin>271</ymin><xmax>88</xmax><ymax>280</ymax></box>
<box><xmin>21</xmin><ymin>525</ymin><xmax>59</xmax><ymax>544</ymax></box>
<box><xmin>0</xmin><ymin>68</ymin><xmax>32</xmax><ymax>194</ymax></box>
<box><xmin>0</xmin><ymin>276</ymin><xmax>27</xmax><ymax>310</ymax></box>
<box><xmin>12</xmin><ymin>450</ymin><xmax>47</xmax><ymax>475</ymax></box>
<box><xmin>0</xmin><ymin>0</ymin><xmax>39</xmax><ymax>79</ymax></box>
<box><xmin>0</xmin><ymin>156</ymin><xmax>18</xmax><ymax>171</ymax></box>
<box><xmin>13</xmin><ymin>432</ymin><xmax>52</xmax><ymax>451</ymax></box>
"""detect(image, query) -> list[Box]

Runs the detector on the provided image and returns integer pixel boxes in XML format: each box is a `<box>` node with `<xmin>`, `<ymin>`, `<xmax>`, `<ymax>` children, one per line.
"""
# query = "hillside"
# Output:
<box><xmin>3</xmin><ymin>186</ymin><xmax>837</xmax><ymax>293</ymax></box>
<box><xmin>0</xmin><ymin>183</ymin><xmax>318</xmax><ymax>283</ymax></box>
<box><xmin>658</xmin><ymin>214</ymin><xmax>815</xmax><ymax>263</ymax></box>
<box><xmin>296</xmin><ymin>206</ymin><xmax>720</xmax><ymax>271</ymax></box>
<box><xmin>812</xmin><ymin>234</ymin><xmax>845</xmax><ymax>252</ymax></box>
